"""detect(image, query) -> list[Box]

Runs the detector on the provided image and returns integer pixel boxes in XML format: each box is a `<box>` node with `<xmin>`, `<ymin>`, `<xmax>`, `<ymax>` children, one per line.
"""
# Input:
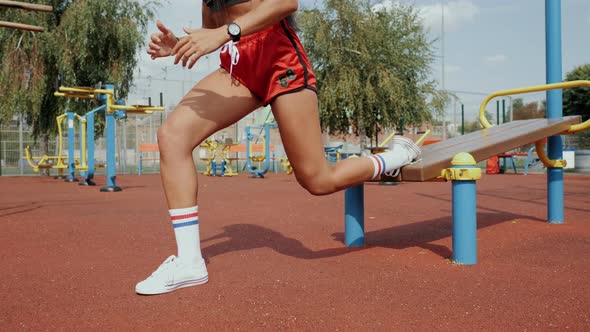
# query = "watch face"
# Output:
<box><xmin>228</xmin><ymin>24</ymin><xmax>240</xmax><ymax>36</ymax></box>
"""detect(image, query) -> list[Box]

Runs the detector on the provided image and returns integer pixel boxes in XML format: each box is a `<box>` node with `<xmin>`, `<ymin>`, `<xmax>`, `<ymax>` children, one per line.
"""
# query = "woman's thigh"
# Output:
<box><xmin>159</xmin><ymin>68</ymin><xmax>262</xmax><ymax>151</ymax></box>
<box><xmin>271</xmin><ymin>89</ymin><xmax>330</xmax><ymax>178</ymax></box>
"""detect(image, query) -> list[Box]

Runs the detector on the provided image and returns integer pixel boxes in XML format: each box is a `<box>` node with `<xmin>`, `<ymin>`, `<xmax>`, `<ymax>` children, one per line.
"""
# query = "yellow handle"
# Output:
<box><xmin>56</xmin><ymin>114</ymin><xmax>66</xmax><ymax>168</ymax></box>
<box><xmin>59</xmin><ymin>86</ymin><xmax>113</xmax><ymax>95</ymax></box>
<box><xmin>54</xmin><ymin>92</ymin><xmax>95</xmax><ymax>99</ymax></box>
<box><xmin>110</xmin><ymin>105</ymin><xmax>164</xmax><ymax>112</ymax></box>
<box><xmin>379</xmin><ymin>131</ymin><xmax>398</xmax><ymax>148</ymax></box>
<box><xmin>534</xmin><ymin>140</ymin><xmax>566</xmax><ymax>168</ymax></box>
<box><xmin>479</xmin><ymin>80</ymin><xmax>590</xmax><ymax>129</ymax></box>
<box><xmin>80</xmin><ymin>118</ymin><xmax>87</xmax><ymax>170</ymax></box>
<box><xmin>415</xmin><ymin>129</ymin><xmax>431</xmax><ymax>146</ymax></box>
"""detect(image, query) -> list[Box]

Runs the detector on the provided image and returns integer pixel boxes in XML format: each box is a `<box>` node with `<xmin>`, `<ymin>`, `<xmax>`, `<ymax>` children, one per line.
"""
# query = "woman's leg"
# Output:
<box><xmin>158</xmin><ymin>68</ymin><xmax>261</xmax><ymax>208</ymax></box>
<box><xmin>271</xmin><ymin>89</ymin><xmax>419</xmax><ymax>196</ymax></box>
<box><xmin>136</xmin><ymin>68</ymin><xmax>261</xmax><ymax>295</ymax></box>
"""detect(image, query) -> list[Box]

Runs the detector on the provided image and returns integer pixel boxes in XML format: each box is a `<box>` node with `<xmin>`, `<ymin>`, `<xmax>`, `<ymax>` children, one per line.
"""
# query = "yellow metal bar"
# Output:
<box><xmin>59</xmin><ymin>86</ymin><xmax>114</xmax><ymax>95</ymax></box>
<box><xmin>56</xmin><ymin>114</ymin><xmax>67</xmax><ymax>169</ymax></box>
<box><xmin>479</xmin><ymin>80</ymin><xmax>590</xmax><ymax>129</ymax></box>
<box><xmin>110</xmin><ymin>105</ymin><xmax>164</xmax><ymax>112</ymax></box>
<box><xmin>24</xmin><ymin>146</ymin><xmax>54</xmax><ymax>172</ymax></box>
<box><xmin>80</xmin><ymin>118</ymin><xmax>87</xmax><ymax>170</ymax></box>
<box><xmin>24</xmin><ymin>146</ymin><xmax>39</xmax><ymax>171</ymax></box>
<box><xmin>379</xmin><ymin>131</ymin><xmax>398</xmax><ymax>148</ymax></box>
<box><xmin>534</xmin><ymin>140</ymin><xmax>566</xmax><ymax>168</ymax></box>
<box><xmin>54</xmin><ymin>92</ymin><xmax>95</xmax><ymax>99</ymax></box>
<box><xmin>415</xmin><ymin>130</ymin><xmax>431</xmax><ymax>146</ymax></box>
<box><xmin>59</xmin><ymin>86</ymin><xmax>164</xmax><ymax>115</ymax></box>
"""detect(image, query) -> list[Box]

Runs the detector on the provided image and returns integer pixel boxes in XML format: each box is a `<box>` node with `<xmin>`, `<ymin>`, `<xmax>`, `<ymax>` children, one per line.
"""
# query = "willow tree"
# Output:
<box><xmin>298</xmin><ymin>0</ymin><xmax>446</xmax><ymax>146</ymax></box>
<box><xmin>0</xmin><ymin>0</ymin><xmax>155</xmax><ymax>152</ymax></box>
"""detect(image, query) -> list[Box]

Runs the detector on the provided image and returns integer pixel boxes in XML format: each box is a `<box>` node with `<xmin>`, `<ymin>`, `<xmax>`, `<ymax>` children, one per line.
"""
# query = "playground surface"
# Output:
<box><xmin>1</xmin><ymin>173</ymin><xmax>589</xmax><ymax>330</ymax></box>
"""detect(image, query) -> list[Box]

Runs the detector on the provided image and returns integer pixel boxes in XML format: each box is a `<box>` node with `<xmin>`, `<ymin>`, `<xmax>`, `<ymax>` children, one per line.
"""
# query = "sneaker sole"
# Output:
<box><xmin>136</xmin><ymin>275</ymin><xmax>209</xmax><ymax>295</ymax></box>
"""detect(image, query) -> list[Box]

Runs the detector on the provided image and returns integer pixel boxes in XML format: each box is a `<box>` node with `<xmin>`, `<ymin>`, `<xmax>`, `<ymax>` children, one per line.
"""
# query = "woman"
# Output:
<box><xmin>136</xmin><ymin>0</ymin><xmax>421</xmax><ymax>295</ymax></box>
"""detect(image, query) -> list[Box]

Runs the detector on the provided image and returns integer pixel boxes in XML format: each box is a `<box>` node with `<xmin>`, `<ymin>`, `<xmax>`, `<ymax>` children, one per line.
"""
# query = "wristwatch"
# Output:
<box><xmin>227</xmin><ymin>22</ymin><xmax>241</xmax><ymax>42</ymax></box>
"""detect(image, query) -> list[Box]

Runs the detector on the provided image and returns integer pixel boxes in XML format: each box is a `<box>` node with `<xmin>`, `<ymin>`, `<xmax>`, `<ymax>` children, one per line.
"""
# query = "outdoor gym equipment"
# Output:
<box><xmin>201</xmin><ymin>139</ymin><xmax>217</xmax><ymax>176</ymax></box>
<box><xmin>55</xmin><ymin>85</ymin><xmax>163</xmax><ymax>192</ymax></box>
<box><xmin>79</xmin><ymin>105</ymin><xmax>107</xmax><ymax>185</ymax></box>
<box><xmin>57</xmin><ymin>111</ymin><xmax>88</xmax><ymax>183</ymax></box>
<box><xmin>219</xmin><ymin>139</ymin><xmax>239</xmax><ymax>177</ymax></box>
<box><xmin>201</xmin><ymin>139</ymin><xmax>239</xmax><ymax>177</ymax></box>
<box><xmin>245</xmin><ymin>123</ymin><xmax>277</xmax><ymax>178</ymax></box>
<box><xmin>344</xmin><ymin>81</ymin><xmax>589</xmax><ymax>265</ymax></box>
<box><xmin>23</xmin><ymin>146</ymin><xmax>64</xmax><ymax>176</ymax></box>
<box><xmin>53</xmin><ymin>93</ymin><xmax>108</xmax><ymax>185</ymax></box>
<box><xmin>23</xmin><ymin>112</ymin><xmax>86</xmax><ymax>179</ymax></box>
<box><xmin>279</xmin><ymin>157</ymin><xmax>293</xmax><ymax>175</ymax></box>
<box><xmin>324</xmin><ymin>145</ymin><xmax>342</xmax><ymax>163</ymax></box>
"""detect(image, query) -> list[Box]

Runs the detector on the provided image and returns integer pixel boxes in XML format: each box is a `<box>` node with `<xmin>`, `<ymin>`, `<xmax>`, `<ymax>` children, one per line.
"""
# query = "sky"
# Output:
<box><xmin>128</xmin><ymin>0</ymin><xmax>590</xmax><ymax>124</ymax></box>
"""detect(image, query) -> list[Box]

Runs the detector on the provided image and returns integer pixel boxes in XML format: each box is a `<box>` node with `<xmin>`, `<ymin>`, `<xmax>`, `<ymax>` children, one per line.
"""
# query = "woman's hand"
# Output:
<box><xmin>172</xmin><ymin>26</ymin><xmax>228</xmax><ymax>69</ymax></box>
<box><xmin>147</xmin><ymin>20</ymin><xmax>178</xmax><ymax>59</ymax></box>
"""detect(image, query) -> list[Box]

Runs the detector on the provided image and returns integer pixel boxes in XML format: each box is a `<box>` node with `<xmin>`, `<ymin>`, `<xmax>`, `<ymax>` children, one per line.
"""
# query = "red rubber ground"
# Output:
<box><xmin>1</xmin><ymin>173</ymin><xmax>589</xmax><ymax>330</ymax></box>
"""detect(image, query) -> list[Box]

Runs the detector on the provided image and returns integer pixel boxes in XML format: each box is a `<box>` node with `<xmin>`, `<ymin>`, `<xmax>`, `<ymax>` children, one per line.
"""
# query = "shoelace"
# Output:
<box><xmin>220</xmin><ymin>40</ymin><xmax>240</xmax><ymax>76</ymax></box>
<box><xmin>150</xmin><ymin>255</ymin><xmax>176</xmax><ymax>278</ymax></box>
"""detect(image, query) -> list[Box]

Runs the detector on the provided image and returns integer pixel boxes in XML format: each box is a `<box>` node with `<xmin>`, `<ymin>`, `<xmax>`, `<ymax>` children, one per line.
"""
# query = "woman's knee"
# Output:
<box><xmin>295</xmin><ymin>169</ymin><xmax>335</xmax><ymax>196</ymax></box>
<box><xmin>157</xmin><ymin>118</ymin><xmax>203</xmax><ymax>156</ymax></box>
<box><xmin>156</xmin><ymin>124</ymin><xmax>180</xmax><ymax>152</ymax></box>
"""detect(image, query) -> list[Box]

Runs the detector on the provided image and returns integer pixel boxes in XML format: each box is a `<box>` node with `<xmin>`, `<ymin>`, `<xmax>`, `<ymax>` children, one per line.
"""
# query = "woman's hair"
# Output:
<box><xmin>286</xmin><ymin>14</ymin><xmax>299</xmax><ymax>31</ymax></box>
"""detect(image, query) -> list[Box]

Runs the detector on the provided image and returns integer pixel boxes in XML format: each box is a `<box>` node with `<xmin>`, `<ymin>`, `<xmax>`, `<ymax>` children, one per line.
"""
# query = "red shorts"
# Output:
<box><xmin>220</xmin><ymin>19</ymin><xmax>317</xmax><ymax>105</ymax></box>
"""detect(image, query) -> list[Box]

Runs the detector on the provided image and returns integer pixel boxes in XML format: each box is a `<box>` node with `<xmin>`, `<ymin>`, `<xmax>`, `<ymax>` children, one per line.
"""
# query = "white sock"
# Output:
<box><xmin>368</xmin><ymin>150</ymin><xmax>411</xmax><ymax>179</ymax></box>
<box><xmin>169</xmin><ymin>205</ymin><xmax>202</xmax><ymax>264</ymax></box>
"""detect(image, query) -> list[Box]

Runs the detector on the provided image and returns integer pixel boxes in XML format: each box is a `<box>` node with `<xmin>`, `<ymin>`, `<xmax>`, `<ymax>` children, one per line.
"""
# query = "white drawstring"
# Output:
<box><xmin>220</xmin><ymin>40</ymin><xmax>240</xmax><ymax>76</ymax></box>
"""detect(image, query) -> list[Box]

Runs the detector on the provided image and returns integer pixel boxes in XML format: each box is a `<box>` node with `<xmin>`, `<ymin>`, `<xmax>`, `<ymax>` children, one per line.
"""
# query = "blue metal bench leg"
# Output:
<box><xmin>448</xmin><ymin>154</ymin><xmax>480</xmax><ymax>265</ymax></box>
<box><xmin>510</xmin><ymin>156</ymin><xmax>517</xmax><ymax>174</ymax></box>
<box><xmin>345</xmin><ymin>184</ymin><xmax>365</xmax><ymax>247</ymax></box>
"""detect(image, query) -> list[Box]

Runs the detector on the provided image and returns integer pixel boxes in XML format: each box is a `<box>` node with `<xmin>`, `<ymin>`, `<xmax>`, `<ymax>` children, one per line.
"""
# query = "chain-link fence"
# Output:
<box><xmin>0</xmin><ymin>109</ymin><xmax>295</xmax><ymax>177</ymax></box>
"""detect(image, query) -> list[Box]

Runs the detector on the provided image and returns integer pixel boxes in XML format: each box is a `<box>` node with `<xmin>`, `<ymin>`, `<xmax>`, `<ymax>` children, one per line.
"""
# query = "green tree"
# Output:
<box><xmin>563</xmin><ymin>64</ymin><xmax>590</xmax><ymax>148</ymax></box>
<box><xmin>0</xmin><ymin>0</ymin><xmax>155</xmax><ymax>151</ymax></box>
<box><xmin>563</xmin><ymin>64</ymin><xmax>590</xmax><ymax>121</ymax></box>
<box><xmin>511</xmin><ymin>98</ymin><xmax>545</xmax><ymax>120</ymax></box>
<box><xmin>298</xmin><ymin>0</ymin><xmax>445</xmax><ymax>146</ymax></box>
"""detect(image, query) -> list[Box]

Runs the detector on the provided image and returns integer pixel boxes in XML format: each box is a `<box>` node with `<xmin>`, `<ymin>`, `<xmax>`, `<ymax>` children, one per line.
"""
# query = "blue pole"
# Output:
<box><xmin>104</xmin><ymin>110</ymin><xmax>117</xmax><ymax>186</ymax></box>
<box><xmin>245</xmin><ymin>126</ymin><xmax>254</xmax><ymax>175</ymax></box>
<box><xmin>86</xmin><ymin>112</ymin><xmax>96</xmax><ymax>184</ymax></box>
<box><xmin>546</xmin><ymin>0</ymin><xmax>564</xmax><ymax>224</ymax></box>
<box><xmin>344</xmin><ymin>184</ymin><xmax>365</xmax><ymax>247</ymax></box>
<box><xmin>452</xmin><ymin>172</ymin><xmax>477</xmax><ymax>265</ymax></box>
<box><xmin>262</xmin><ymin>123</ymin><xmax>271</xmax><ymax>175</ymax></box>
<box><xmin>65</xmin><ymin>111</ymin><xmax>78</xmax><ymax>182</ymax></box>
<box><xmin>100</xmin><ymin>84</ymin><xmax>121</xmax><ymax>192</ymax></box>
<box><xmin>84</xmin><ymin>105</ymin><xmax>106</xmax><ymax>186</ymax></box>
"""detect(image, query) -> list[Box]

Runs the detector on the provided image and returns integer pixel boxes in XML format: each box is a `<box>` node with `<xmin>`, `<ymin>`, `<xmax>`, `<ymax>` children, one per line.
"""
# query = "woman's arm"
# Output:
<box><xmin>231</xmin><ymin>0</ymin><xmax>298</xmax><ymax>37</ymax></box>
<box><xmin>201</xmin><ymin>2</ymin><xmax>217</xmax><ymax>29</ymax></box>
<box><xmin>172</xmin><ymin>0</ymin><xmax>298</xmax><ymax>68</ymax></box>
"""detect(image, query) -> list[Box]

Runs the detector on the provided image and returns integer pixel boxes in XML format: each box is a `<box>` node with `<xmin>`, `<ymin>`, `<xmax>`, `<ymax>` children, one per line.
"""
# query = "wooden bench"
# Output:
<box><xmin>402</xmin><ymin>116</ymin><xmax>581</xmax><ymax>181</ymax></box>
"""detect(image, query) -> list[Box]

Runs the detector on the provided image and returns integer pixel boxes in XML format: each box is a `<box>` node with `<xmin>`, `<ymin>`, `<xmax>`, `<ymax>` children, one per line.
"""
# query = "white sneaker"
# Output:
<box><xmin>384</xmin><ymin>136</ymin><xmax>422</xmax><ymax>177</ymax></box>
<box><xmin>135</xmin><ymin>255</ymin><xmax>208</xmax><ymax>295</ymax></box>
